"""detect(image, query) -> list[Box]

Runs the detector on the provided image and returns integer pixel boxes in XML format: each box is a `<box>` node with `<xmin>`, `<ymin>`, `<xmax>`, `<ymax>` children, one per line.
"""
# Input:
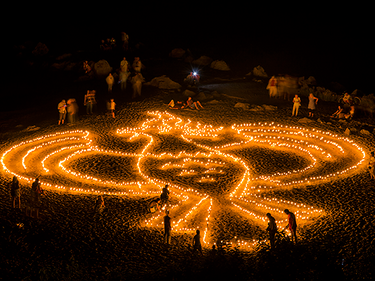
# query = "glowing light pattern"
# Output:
<box><xmin>1</xmin><ymin>111</ymin><xmax>368</xmax><ymax>249</ymax></box>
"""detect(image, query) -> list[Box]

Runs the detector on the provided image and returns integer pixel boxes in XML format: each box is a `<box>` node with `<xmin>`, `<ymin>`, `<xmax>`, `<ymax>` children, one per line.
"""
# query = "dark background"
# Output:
<box><xmin>4</xmin><ymin>4</ymin><xmax>374</xmax><ymax>110</ymax></box>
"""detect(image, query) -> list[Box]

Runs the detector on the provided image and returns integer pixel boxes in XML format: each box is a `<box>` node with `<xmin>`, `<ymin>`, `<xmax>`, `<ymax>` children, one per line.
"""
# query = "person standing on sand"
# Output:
<box><xmin>283</xmin><ymin>209</ymin><xmax>297</xmax><ymax>243</ymax></box>
<box><xmin>10</xmin><ymin>176</ymin><xmax>21</xmax><ymax>209</ymax></box>
<box><xmin>164</xmin><ymin>209</ymin><xmax>171</xmax><ymax>245</ymax></box>
<box><xmin>84</xmin><ymin>90</ymin><xmax>96</xmax><ymax>115</ymax></box>
<box><xmin>292</xmin><ymin>94</ymin><xmax>301</xmax><ymax>117</ymax></box>
<box><xmin>131</xmin><ymin>72</ymin><xmax>144</xmax><ymax>98</ymax></box>
<box><xmin>308</xmin><ymin>93</ymin><xmax>318</xmax><ymax>118</ymax></box>
<box><xmin>106</xmin><ymin>73</ymin><xmax>115</xmax><ymax>93</ymax></box>
<box><xmin>31</xmin><ymin>178</ymin><xmax>43</xmax><ymax>219</ymax></box>
<box><xmin>192</xmin><ymin>229</ymin><xmax>203</xmax><ymax>255</ymax></box>
<box><xmin>120</xmin><ymin>57</ymin><xmax>129</xmax><ymax>73</ymax></box>
<box><xmin>119</xmin><ymin>70</ymin><xmax>129</xmax><ymax>92</ymax></box>
<box><xmin>57</xmin><ymin>100</ymin><xmax>67</xmax><ymax>125</ymax></box>
<box><xmin>266</xmin><ymin>213</ymin><xmax>277</xmax><ymax>249</ymax></box>
<box><xmin>109</xmin><ymin>99</ymin><xmax>116</xmax><ymax>118</ymax></box>
<box><xmin>67</xmin><ymin>99</ymin><xmax>78</xmax><ymax>124</ymax></box>
<box><xmin>267</xmin><ymin>76</ymin><xmax>278</xmax><ymax>98</ymax></box>
<box><xmin>160</xmin><ymin>184</ymin><xmax>170</xmax><ymax>205</ymax></box>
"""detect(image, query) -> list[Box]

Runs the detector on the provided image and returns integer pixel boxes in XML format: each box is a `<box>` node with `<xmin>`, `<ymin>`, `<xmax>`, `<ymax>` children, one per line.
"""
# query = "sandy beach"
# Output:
<box><xmin>1</xmin><ymin>53</ymin><xmax>375</xmax><ymax>280</ymax></box>
<box><xmin>0</xmin><ymin>72</ymin><xmax>375</xmax><ymax>280</ymax></box>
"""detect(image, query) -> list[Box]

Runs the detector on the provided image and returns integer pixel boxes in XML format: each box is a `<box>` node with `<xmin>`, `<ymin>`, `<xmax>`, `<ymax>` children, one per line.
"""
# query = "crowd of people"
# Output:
<box><xmin>167</xmin><ymin>97</ymin><xmax>204</xmax><ymax>111</ymax></box>
<box><xmin>56</xmin><ymin>54</ymin><xmax>149</xmax><ymax>125</ymax></box>
<box><xmin>267</xmin><ymin>76</ymin><xmax>359</xmax><ymax>120</ymax></box>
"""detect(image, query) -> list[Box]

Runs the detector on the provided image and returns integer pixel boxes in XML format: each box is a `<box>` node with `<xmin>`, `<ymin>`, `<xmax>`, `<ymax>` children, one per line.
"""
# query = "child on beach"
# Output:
<box><xmin>109</xmin><ymin>99</ymin><xmax>116</xmax><ymax>118</ymax></box>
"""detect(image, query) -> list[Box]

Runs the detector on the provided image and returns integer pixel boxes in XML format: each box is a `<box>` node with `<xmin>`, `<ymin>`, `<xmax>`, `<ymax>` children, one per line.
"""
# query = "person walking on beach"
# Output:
<box><xmin>10</xmin><ymin>176</ymin><xmax>21</xmax><ymax>209</ymax></box>
<box><xmin>283</xmin><ymin>209</ymin><xmax>297</xmax><ymax>243</ymax></box>
<box><xmin>308</xmin><ymin>93</ymin><xmax>318</xmax><ymax>118</ymax></box>
<box><xmin>67</xmin><ymin>99</ymin><xmax>78</xmax><ymax>124</ymax></box>
<box><xmin>119</xmin><ymin>70</ymin><xmax>129</xmax><ymax>92</ymax></box>
<box><xmin>131</xmin><ymin>72</ymin><xmax>144</xmax><ymax>98</ymax></box>
<box><xmin>57</xmin><ymin>99</ymin><xmax>67</xmax><ymax>125</ymax></box>
<box><xmin>106</xmin><ymin>73</ymin><xmax>115</xmax><ymax>93</ymax></box>
<box><xmin>292</xmin><ymin>94</ymin><xmax>301</xmax><ymax>117</ymax></box>
<box><xmin>164</xmin><ymin>209</ymin><xmax>171</xmax><ymax>245</ymax></box>
<box><xmin>267</xmin><ymin>76</ymin><xmax>278</xmax><ymax>98</ymax></box>
<box><xmin>266</xmin><ymin>213</ymin><xmax>277</xmax><ymax>249</ymax></box>
<box><xmin>192</xmin><ymin>229</ymin><xmax>203</xmax><ymax>255</ymax></box>
<box><xmin>31</xmin><ymin>178</ymin><xmax>43</xmax><ymax>219</ymax></box>
<box><xmin>369</xmin><ymin>151</ymin><xmax>375</xmax><ymax>180</ymax></box>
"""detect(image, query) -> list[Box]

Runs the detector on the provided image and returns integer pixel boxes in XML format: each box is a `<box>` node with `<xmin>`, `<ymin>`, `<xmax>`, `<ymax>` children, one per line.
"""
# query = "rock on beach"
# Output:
<box><xmin>145</xmin><ymin>75</ymin><xmax>181</xmax><ymax>89</ymax></box>
<box><xmin>210</xmin><ymin>60</ymin><xmax>230</xmax><ymax>71</ymax></box>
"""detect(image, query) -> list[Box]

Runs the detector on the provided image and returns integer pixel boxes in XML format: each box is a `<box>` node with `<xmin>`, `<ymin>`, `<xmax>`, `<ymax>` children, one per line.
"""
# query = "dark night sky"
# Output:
<box><xmin>8</xmin><ymin>4</ymin><xmax>374</xmax><ymax>93</ymax></box>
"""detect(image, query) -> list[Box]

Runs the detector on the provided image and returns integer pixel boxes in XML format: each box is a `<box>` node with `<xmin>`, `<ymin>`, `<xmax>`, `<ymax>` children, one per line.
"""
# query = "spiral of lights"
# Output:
<box><xmin>1</xmin><ymin>111</ymin><xmax>367</xmax><ymax>249</ymax></box>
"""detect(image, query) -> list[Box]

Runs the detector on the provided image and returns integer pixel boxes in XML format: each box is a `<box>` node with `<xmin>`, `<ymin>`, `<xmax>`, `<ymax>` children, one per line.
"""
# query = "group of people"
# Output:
<box><xmin>168</xmin><ymin>97</ymin><xmax>204</xmax><ymax>110</ymax></box>
<box><xmin>57</xmin><ymin>89</ymin><xmax>118</xmax><ymax>124</ymax></box>
<box><xmin>269</xmin><ymin>76</ymin><xmax>361</xmax><ymax>120</ymax></box>
<box><xmin>100</xmin><ymin>32</ymin><xmax>129</xmax><ymax>52</ymax></box>
<box><xmin>57</xmin><ymin>98</ymin><xmax>79</xmax><ymax>125</ymax></box>
<box><xmin>106</xmin><ymin>57</ymin><xmax>145</xmax><ymax>99</ymax></box>
<box><xmin>148</xmin><ymin>184</ymin><xmax>203</xmax><ymax>253</ymax></box>
<box><xmin>266</xmin><ymin>209</ymin><xmax>298</xmax><ymax>250</ymax></box>
<box><xmin>10</xmin><ymin>176</ymin><xmax>43</xmax><ymax>218</ymax></box>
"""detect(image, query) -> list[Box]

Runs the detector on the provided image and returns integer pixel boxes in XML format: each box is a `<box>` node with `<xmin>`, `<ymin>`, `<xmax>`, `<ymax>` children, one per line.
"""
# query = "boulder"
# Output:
<box><xmin>360</xmin><ymin>129</ymin><xmax>371</xmax><ymax>136</ymax></box>
<box><xmin>23</xmin><ymin>125</ymin><xmax>40</xmax><ymax>132</ymax></box>
<box><xmin>252</xmin><ymin>65</ymin><xmax>268</xmax><ymax>78</ymax></box>
<box><xmin>64</xmin><ymin>62</ymin><xmax>77</xmax><ymax>71</ymax></box>
<box><xmin>207</xmin><ymin>99</ymin><xmax>220</xmax><ymax>104</ymax></box>
<box><xmin>196</xmin><ymin>92</ymin><xmax>213</xmax><ymax>101</ymax></box>
<box><xmin>93</xmin><ymin>60</ymin><xmax>112</xmax><ymax>78</ymax></box>
<box><xmin>145</xmin><ymin>75</ymin><xmax>181</xmax><ymax>89</ymax></box>
<box><xmin>262</xmin><ymin>104</ymin><xmax>277</xmax><ymax>111</ymax></box>
<box><xmin>182</xmin><ymin>89</ymin><xmax>196</xmax><ymax>97</ymax></box>
<box><xmin>344</xmin><ymin>128</ymin><xmax>351</xmax><ymax>135</ymax></box>
<box><xmin>184</xmin><ymin>55</ymin><xmax>194</xmax><ymax>63</ymax></box>
<box><xmin>192</xmin><ymin>56</ymin><xmax>213</xmax><ymax>66</ymax></box>
<box><xmin>51</xmin><ymin>61</ymin><xmax>67</xmax><ymax>70</ymax></box>
<box><xmin>32</xmin><ymin>42</ymin><xmax>49</xmax><ymax>56</ymax></box>
<box><xmin>56</xmin><ymin>53</ymin><xmax>72</xmax><ymax>60</ymax></box>
<box><xmin>249</xmin><ymin>105</ymin><xmax>265</xmax><ymax>112</ymax></box>
<box><xmin>210</xmin><ymin>60</ymin><xmax>230</xmax><ymax>71</ymax></box>
<box><xmin>234</xmin><ymin>102</ymin><xmax>250</xmax><ymax>110</ymax></box>
<box><xmin>211</xmin><ymin>90</ymin><xmax>222</xmax><ymax>99</ymax></box>
<box><xmin>169</xmin><ymin>48</ymin><xmax>185</xmax><ymax>58</ymax></box>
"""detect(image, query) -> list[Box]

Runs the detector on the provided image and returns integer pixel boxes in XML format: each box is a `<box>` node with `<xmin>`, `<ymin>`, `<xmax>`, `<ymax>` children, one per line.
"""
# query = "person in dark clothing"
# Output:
<box><xmin>266</xmin><ymin>213</ymin><xmax>277</xmax><ymax>249</ymax></box>
<box><xmin>10</xmin><ymin>176</ymin><xmax>21</xmax><ymax>208</ymax></box>
<box><xmin>160</xmin><ymin>184</ymin><xmax>170</xmax><ymax>205</ymax></box>
<box><xmin>164</xmin><ymin>210</ymin><xmax>171</xmax><ymax>245</ymax></box>
<box><xmin>283</xmin><ymin>209</ymin><xmax>297</xmax><ymax>243</ymax></box>
<box><xmin>192</xmin><ymin>229</ymin><xmax>203</xmax><ymax>255</ymax></box>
